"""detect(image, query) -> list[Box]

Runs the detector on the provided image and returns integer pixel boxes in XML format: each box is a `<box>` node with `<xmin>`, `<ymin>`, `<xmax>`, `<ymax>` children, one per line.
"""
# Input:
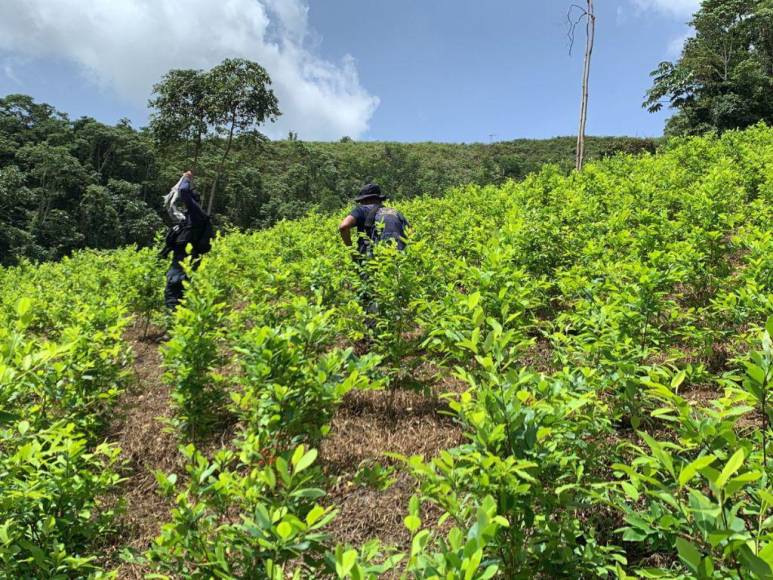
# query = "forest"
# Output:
<box><xmin>0</xmin><ymin>92</ymin><xmax>656</xmax><ymax>265</ymax></box>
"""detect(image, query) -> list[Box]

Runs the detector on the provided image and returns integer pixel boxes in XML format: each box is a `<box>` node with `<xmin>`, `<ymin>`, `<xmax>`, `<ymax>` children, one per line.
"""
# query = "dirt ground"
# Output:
<box><xmin>104</xmin><ymin>325</ymin><xmax>467</xmax><ymax>577</ymax></box>
<box><xmin>320</xmin><ymin>386</ymin><xmax>464</xmax><ymax>550</ymax></box>
<box><xmin>106</xmin><ymin>327</ymin><xmax>181</xmax><ymax>578</ymax></box>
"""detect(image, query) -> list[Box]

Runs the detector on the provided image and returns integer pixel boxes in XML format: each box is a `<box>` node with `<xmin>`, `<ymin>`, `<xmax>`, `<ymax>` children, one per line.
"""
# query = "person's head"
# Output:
<box><xmin>183</xmin><ymin>170</ymin><xmax>193</xmax><ymax>180</ymax></box>
<box><xmin>354</xmin><ymin>183</ymin><xmax>385</xmax><ymax>205</ymax></box>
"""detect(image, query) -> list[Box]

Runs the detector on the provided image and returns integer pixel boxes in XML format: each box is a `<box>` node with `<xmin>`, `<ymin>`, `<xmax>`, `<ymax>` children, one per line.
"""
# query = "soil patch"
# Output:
<box><xmin>321</xmin><ymin>386</ymin><xmax>464</xmax><ymax>550</ymax></box>
<box><xmin>104</xmin><ymin>326</ymin><xmax>182</xmax><ymax>578</ymax></box>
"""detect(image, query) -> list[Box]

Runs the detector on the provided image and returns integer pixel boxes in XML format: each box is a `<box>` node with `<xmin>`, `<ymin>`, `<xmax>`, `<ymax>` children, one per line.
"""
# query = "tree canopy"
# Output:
<box><xmin>149</xmin><ymin>58</ymin><xmax>281</xmax><ymax>213</ymax></box>
<box><xmin>645</xmin><ymin>0</ymin><xmax>773</xmax><ymax>135</ymax></box>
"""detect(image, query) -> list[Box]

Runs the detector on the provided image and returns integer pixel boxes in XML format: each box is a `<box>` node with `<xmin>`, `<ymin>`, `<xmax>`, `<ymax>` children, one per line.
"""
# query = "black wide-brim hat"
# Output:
<box><xmin>354</xmin><ymin>183</ymin><xmax>386</xmax><ymax>202</ymax></box>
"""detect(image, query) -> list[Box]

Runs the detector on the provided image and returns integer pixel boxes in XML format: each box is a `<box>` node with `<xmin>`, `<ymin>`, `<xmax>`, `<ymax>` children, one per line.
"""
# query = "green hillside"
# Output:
<box><xmin>1</xmin><ymin>125</ymin><xmax>771</xmax><ymax>578</ymax></box>
<box><xmin>0</xmin><ymin>94</ymin><xmax>656</xmax><ymax>265</ymax></box>
<box><xmin>162</xmin><ymin>135</ymin><xmax>659</xmax><ymax>228</ymax></box>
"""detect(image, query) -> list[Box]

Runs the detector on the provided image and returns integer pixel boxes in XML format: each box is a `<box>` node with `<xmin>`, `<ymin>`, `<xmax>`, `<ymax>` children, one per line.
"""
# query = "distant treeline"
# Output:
<box><xmin>0</xmin><ymin>93</ymin><xmax>658</xmax><ymax>266</ymax></box>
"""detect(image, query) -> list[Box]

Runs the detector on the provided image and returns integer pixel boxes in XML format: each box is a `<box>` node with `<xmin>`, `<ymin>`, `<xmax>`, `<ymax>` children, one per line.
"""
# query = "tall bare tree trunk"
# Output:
<box><xmin>207</xmin><ymin>114</ymin><xmax>236</xmax><ymax>215</ymax></box>
<box><xmin>192</xmin><ymin>132</ymin><xmax>201</xmax><ymax>175</ymax></box>
<box><xmin>576</xmin><ymin>0</ymin><xmax>595</xmax><ymax>172</ymax></box>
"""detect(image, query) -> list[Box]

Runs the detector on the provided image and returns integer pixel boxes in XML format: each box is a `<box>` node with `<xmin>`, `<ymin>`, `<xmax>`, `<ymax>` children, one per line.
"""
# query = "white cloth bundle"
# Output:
<box><xmin>163</xmin><ymin>176</ymin><xmax>186</xmax><ymax>222</ymax></box>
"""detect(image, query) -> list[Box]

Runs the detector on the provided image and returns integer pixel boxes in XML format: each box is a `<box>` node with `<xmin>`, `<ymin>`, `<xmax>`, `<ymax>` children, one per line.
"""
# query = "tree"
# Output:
<box><xmin>203</xmin><ymin>58</ymin><xmax>280</xmax><ymax>214</ymax></box>
<box><xmin>0</xmin><ymin>165</ymin><xmax>36</xmax><ymax>264</ymax></box>
<box><xmin>568</xmin><ymin>1</ymin><xmax>597</xmax><ymax>171</ymax></box>
<box><xmin>79</xmin><ymin>184</ymin><xmax>121</xmax><ymax>248</ymax></box>
<box><xmin>645</xmin><ymin>0</ymin><xmax>773</xmax><ymax>135</ymax></box>
<box><xmin>15</xmin><ymin>143</ymin><xmax>90</xmax><ymax>228</ymax></box>
<box><xmin>0</xmin><ymin>94</ymin><xmax>70</xmax><ymax>148</ymax></box>
<box><xmin>148</xmin><ymin>69</ymin><xmax>209</xmax><ymax>171</ymax></box>
<box><xmin>71</xmin><ymin>117</ymin><xmax>156</xmax><ymax>185</ymax></box>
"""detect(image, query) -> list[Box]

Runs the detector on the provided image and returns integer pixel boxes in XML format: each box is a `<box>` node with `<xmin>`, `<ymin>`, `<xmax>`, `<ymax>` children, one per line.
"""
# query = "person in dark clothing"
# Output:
<box><xmin>163</xmin><ymin>170</ymin><xmax>211</xmax><ymax>310</ymax></box>
<box><xmin>338</xmin><ymin>183</ymin><xmax>409</xmax><ymax>328</ymax></box>
<box><xmin>338</xmin><ymin>183</ymin><xmax>409</xmax><ymax>257</ymax></box>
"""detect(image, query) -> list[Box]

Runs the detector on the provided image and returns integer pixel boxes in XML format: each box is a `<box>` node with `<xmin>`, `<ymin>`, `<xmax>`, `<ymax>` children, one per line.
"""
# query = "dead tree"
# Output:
<box><xmin>568</xmin><ymin>1</ymin><xmax>596</xmax><ymax>171</ymax></box>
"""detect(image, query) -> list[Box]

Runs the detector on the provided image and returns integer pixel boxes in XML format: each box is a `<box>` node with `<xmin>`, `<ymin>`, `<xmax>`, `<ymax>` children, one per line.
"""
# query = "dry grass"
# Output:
<box><xmin>321</xmin><ymin>382</ymin><xmax>465</xmax><ymax>550</ymax></box>
<box><xmin>101</xmin><ymin>325</ymin><xmax>469</xmax><ymax>576</ymax></box>
<box><xmin>104</xmin><ymin>326</ymin><xmax>182</xmax><ymax>579</ymax></box>
<box><xmin>519</xmin><ymin>336</ymin><xmax>556</xmax><ymax>373</ymax></box>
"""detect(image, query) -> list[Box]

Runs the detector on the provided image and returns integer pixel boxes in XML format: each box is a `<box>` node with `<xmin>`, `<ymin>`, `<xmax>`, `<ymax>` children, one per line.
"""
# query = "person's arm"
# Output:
<box><xmin>338</xmin><ymin>214</ymin><xmax>356</xmax><ymax>246</ymax></box>
<box><xmin>179</xmin><ymin>177</ymin><xmax>207</xmax><ymax>224</ymax></box>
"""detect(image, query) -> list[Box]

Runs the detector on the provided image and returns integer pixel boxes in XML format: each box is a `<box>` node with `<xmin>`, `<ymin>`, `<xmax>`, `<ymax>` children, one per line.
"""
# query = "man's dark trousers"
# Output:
<box><xmin>164</xmin><ymin>258</ymin><xmax>187</xmax><ymax>310</ymax></box>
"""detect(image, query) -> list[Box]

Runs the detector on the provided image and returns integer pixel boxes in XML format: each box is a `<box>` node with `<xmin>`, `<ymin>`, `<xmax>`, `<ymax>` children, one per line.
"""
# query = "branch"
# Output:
<box><xmin>567</xmin><ymin>3</ymin><xmax>588</xmax><ymax>56</ymax></box>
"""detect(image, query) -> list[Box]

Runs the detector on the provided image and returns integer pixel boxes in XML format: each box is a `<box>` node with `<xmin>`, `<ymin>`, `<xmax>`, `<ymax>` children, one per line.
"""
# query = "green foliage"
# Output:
<box><xmin>144</xmin><ymin>440</ymin><xmax>334</xmax><ymax>579</ymax></box>
<box><xmin>0</xmin><ymin>292</ymin><xmax>131</xmax><ymax>576</ymax></box>
<box><xmin>0</xmin><ymin>92</ymin><xmax>657</xmax><ymax>266</ymax></box>
<box><xmin>645</xmin><ymin>0</ymin><xmax>773</xmax><ymax>135</ymax></box>
<box><xmin>1</xmin><ymin>124</ymin><xmax>772</xmax><ymax>578</ymax></box>
<box><xmin>232</xmin><ymin>298</ymin><xmax>382</xmax><ymax>448</ymax></box>
<box><xmin>150</xmin><ymin>58</ymin><xmax>281</xmax><ymax>213</ymax></box>
<box><xmin>0</xmin><ymin>94</ymin><xmax>162</xmax><ymax>265</ymax></box>
<box><xmin>162</xmin><ymin>257</ymin><xmax>228</xmax><ymax>439</ymax></box>
<box><xmin>0</xmin><ymin>423</ymin><xmax>123</xmax><ymax>578</ymax></box>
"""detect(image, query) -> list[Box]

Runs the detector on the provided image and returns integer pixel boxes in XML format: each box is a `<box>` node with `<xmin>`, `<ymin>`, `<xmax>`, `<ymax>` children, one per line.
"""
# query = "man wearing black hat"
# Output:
<box><xmin>338</xmin><ymin>183</ymin><xmax>408</xmax><ymax>257</ymax></box>
<box><xmin>339</xmin><ymin>183</ymin><xmax>409</xmax><ymax>329</ymax></box>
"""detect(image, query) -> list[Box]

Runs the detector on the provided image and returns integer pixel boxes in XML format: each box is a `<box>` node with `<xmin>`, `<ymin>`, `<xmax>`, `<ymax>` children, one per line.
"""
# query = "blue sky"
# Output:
<box><xmin>0</xmin><ymin>0</ymin><xmax>699</xmax><ymax>142</ymax></box>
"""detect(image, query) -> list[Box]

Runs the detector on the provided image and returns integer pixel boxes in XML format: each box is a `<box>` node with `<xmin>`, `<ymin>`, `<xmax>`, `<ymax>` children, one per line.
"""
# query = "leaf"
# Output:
<box><xmin>639</xmin><ymin>432</ymin><xmax>675</xmax><ymax>477</ymax></box>
<box><xmin>276</xmin><ymin>521</ymin><xmax>293</xmax><ymax>540</ymax></box>
<box><xmin>293</xmin><ymin>448</ymin><xmax>317</xmax><ymax>474</ymax></box>
<box><xmin>678</xmin><ymin>455</ymin><xmax>716</xmax><ymax>487</ymax></box>
<box><xmin>725</xmin><ymin>471</ymin><xmax>762</xmax><ymax>495</ymax></box>
<box><xmin>17</xmin><ymin>420</ymin><xmax>30</xmax><ymax>435</ymax></box>
<box><xmin>759</xmin><ymin>489</ymin><xmax>773</xmax><ymax>511</ymax></box>
<box><xmin>291</xmin><ymin>487</ymin><xmax>325</xmax><ymax>499</ymax></box>
<box><xmin>404</xmin><ymin>514</ymin><xmax>421</xmax><ymax>533</ymax></box>
<box><xmin>671</xmin><ymin>370</ymin><xmax>686</xmax><ymax>391</ymax></box>
<box><xmin>621</xmin><ymin>481</ymin><xmax>640</xmax><ymax>501</ymax></box>
<box><xmin>766</xmin><ymin>316</ymin><xmax>773</xmax><ymax>338</ymax></box>
<box><xmin>697</xmin><ymin>555</ymin><xmax>714</xmax><ymax>578</ymax></box>
<box><xmin>716</xmin><ymin>449</ymin><xmax>745</xmax><ymax>489</ymax></box>
<box><xmin>675</xmin><ymin>538</ymin><xmax>701</xmax><ymax>573</ymax></box>
<box><xmin>410</xmin><ymin>530</ymin><xmax>430</xmax><ymax>557</ymax></box>
<box><xmin>738</xmin><ymin>545</ymin><xmax>773</xmax><ymax>579</ymax></box>
<box><xmin>16</xmin><ymin>297</ymin><xmax>31</xmax><ymax>319</ymax></box>
<box><xmin>759</xmin><ymin>542</ymin><xmax>773</xmax><ymax>567</ymax></box>
<box><xmin>306</xmin><ymin>505</ymin><xmax>326</xmax><ymax>526</ymax></box>
<box><xmin>291</xmin><ymin>445</ymin><xmax>305</xmax><ymax>467</ymax></box>
<box><xmin>337</xmin><ymin>549</ymin><xmax>357</xmax><ymax>577</ymax></box>
<box><xmin>746</xmin><ymin>362</ymin><xmax>766</xmax><ymax>385</ymax></box>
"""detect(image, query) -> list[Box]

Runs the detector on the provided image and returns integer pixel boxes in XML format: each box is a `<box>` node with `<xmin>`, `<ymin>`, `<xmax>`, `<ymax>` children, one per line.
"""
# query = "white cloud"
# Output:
<box><xmin>630</xmin><ymin>0</ymin><xmax>701</xmax><ymax>19</ymax></box>
<box><xmin>0</xmin><ymin>0</ymin><xmax>379</xmax><ymax>140</ymax></box>
<box><xmin>2</xmin><ymin>59</ymin><xmax>22</xmax><ymax>84</ymax></box>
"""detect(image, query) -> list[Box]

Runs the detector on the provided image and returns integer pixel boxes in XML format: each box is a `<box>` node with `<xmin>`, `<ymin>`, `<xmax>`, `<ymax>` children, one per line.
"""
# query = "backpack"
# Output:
<box><xmin>363</xmin><ymin>206</ymin><xmax>407</xmax><ymax>254</ymax></box>
<box><xmin>161</xmin><ymin>216</ymin><xmax>214</xmax><ymax>258</ymax></box>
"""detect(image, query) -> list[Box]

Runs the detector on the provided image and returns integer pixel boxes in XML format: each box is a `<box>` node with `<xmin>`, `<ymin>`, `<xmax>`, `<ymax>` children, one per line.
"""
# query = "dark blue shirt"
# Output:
<box><xmin>179</xmin><ymin>176</ymin><xmax>207</xmax><ymax>226</ymax></box>
<box><xmin>349</xmin><ymin>203</ymin><xmax>409</xmax><ymax>254</ymax></box>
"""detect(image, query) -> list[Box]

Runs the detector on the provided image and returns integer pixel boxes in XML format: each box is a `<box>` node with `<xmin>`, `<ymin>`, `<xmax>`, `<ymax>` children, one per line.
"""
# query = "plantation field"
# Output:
<box><xmin>1</xmin><ymin>125</ymin><xmax>772</xmax><ymax>578</ymax></box>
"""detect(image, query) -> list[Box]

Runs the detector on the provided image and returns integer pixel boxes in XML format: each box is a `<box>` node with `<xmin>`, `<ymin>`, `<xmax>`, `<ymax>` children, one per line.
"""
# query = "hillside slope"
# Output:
<box><xmin>0</xmin><ymin>125</ymin><xmax>772</xmax><ymax>578</ymax></box>
<box><xmin>0</xmin><ymin>94</ymin><xmax>656</xmax><ymax>264</ymax></box>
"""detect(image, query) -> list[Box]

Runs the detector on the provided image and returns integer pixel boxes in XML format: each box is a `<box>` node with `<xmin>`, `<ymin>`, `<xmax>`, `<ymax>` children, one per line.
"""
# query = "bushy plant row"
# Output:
<box><xmin>1</xmin><ymin>124</ymin><xmax>772</xmax><ymax>577</ymax></box>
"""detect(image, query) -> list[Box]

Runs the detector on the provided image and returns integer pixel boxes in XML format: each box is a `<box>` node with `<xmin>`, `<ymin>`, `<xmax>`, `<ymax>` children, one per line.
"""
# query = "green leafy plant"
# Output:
<box><xmin>162</xmin><ymin>257</ymin><xmax>228</xmax><ymax>439</ymax></box>
<box><xmin>144</xmin><ymin>440</ymin><xmax>335</xmax><ymax>579</ymax></box>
